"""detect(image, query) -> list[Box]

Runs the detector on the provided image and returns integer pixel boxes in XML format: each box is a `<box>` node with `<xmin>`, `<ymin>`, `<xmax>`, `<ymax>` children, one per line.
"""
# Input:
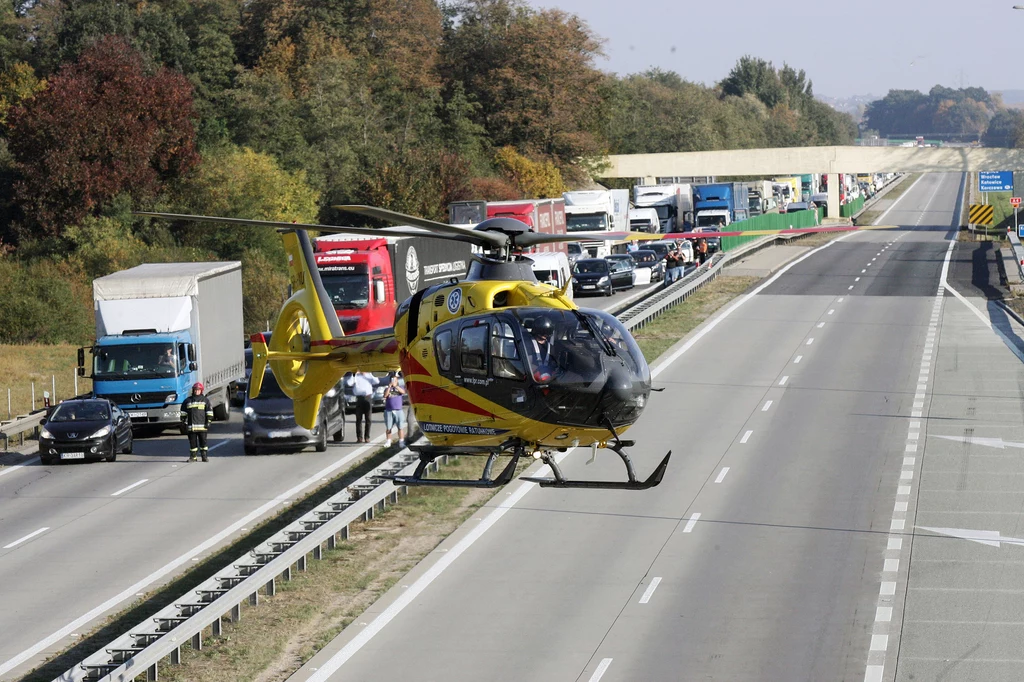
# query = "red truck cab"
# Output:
<box><xmin>313</xmin><ymin>238</ymin><xmax>394</xmax><ymax>334</ymax></box>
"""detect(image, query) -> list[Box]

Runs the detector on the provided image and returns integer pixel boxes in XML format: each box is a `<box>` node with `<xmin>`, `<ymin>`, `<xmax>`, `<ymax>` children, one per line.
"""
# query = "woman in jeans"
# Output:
<box><xmin>383</xmin><ymin>373</ymin><xmax>407</xmax><ymax>447</ymax></box>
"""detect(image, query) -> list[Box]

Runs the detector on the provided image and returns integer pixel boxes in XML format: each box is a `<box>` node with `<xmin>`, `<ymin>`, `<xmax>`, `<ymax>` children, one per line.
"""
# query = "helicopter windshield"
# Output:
<box><xmin>514</xmin><ymin>308</ymin><xmax>648</xmax><ymax>383</ymax></box>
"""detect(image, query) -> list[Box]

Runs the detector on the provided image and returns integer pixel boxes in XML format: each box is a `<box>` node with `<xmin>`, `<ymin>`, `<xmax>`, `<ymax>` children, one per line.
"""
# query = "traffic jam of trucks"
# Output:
<box><xmin>51</xmin><ymin>168</ymin><xmax>897</xmax><ymax>460</ymax></box>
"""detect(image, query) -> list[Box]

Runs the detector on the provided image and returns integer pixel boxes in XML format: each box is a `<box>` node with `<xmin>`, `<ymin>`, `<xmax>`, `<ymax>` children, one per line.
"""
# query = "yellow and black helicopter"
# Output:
<box><xmin>138</xmin><ymin>207</ymin><xmax>670</xmax><ymax>490</ymax></box>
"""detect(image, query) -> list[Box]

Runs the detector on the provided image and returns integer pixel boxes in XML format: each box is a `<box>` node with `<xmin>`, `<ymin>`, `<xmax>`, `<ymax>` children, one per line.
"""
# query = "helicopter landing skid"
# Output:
<box><xmin>391</xmin><ymin>443</ymin><xmax>524</xmax><ymax>489</ymax></box>
<box><xmin>522</xmin><ymin>446</ymin><xmax>672</xmax><ymax>490</ymax></box>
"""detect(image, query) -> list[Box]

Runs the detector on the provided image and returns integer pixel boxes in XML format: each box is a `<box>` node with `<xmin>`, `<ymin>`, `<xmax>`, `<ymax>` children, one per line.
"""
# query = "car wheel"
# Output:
<box><xmin>106</xmin><ymin>439</ymin><xmax>117</xmax><ymax>462</ymax></box>
<box><xmin>124</xmin><ymin>432</ymin><xmax>133</xmax><ymax>454</ymax></box>
<box><xmin>244</xmin><ymin>444</ymin><xmax>257</xmax><ymax>456</ymax></box>
<box><xmin>315</xmin><ymin>420</ymin><xmax>328</xmax><ymax>452</ymax></box>
<box><xmin>40</xmin><ymin>455</ymin><xmax>55</xmax><ymax>466</ymax></box>
<box><xmin>333</xmin><ymin>414</ymin><xmax>345</xmax><ymax>442</ymax></box>
<box><xmin>604</xmin><ymin>283</ymin><xmax>613</xmax><ymax>296</ymax></box>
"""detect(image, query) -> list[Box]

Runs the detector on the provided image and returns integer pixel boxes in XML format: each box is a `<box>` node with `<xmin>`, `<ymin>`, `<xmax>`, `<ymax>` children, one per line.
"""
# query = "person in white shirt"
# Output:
<box><xmin>344</xmin><ymin>371</ymin><xmax>379</xmax><ymax>443</ymax></box>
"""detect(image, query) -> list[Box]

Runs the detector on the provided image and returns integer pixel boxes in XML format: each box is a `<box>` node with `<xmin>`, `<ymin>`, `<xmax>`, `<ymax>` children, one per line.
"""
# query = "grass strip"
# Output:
<box><xmin>0</xmin><ymin>343</ymin><xmax>88</xmax><ymax>418</ymax></box>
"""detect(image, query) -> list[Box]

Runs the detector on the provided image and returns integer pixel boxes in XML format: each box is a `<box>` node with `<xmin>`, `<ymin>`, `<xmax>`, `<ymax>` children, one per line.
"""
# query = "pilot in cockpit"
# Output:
<box><xmin>524</xmin><ymin>315</ymin><xmax>557</xmax><ymax>382</ymax></box>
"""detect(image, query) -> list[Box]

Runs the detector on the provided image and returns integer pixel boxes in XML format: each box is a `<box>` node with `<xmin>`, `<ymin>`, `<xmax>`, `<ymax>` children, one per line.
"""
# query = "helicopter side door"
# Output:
<box><xmin>433</xmin><ymin>316</ymin><xmax>529</xmax><ymax>412</ymax></box>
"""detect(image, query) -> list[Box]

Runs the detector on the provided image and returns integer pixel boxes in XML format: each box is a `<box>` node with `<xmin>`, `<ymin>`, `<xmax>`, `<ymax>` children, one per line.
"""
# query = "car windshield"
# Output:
<box><xmin>696</xmin><ymin>215</ymin><xmax>724</xmax><ymax>227</ymax></box>
<box><xmin>321</xmin><ymin>273</ymin><xmax>370</xmax><ymax>308</ymax></box>
<box><xmin>566</xmin><ymin>214</ymin><xmax>608</xmax><ymax>232</ymax></box>
<box><xmin>253</xmin><ymin>371</ymin><xmax>288</xmax><ymax>399</ymax></box>
<box><xmin>633</xmin><ymin>251</ymin><xmax>657</xmax><ymax>264</ymax></box>
<box><xmin>93</xmin><ymin>343</ymin><xmax>177</xmax><ymax>379</ymax></box>
<box><xmin>567</xmin><ymin>243</ymin><xmax>582</xmax><ymax>256</ymax></box>
<box><xmin>574</xmin><ymin>260</ymin><xmax>608</xmax><ymax>274</ymax></box>
<box><xmin>49</xmin><ymin>401</ymin><xmax>110</xmax><ymax>422</ymax></box>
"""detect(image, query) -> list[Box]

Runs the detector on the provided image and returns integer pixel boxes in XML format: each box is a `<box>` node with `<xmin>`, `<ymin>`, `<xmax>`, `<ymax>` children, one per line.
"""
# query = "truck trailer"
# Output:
<box><xmin>486</xmin><ymin>198</ymin><xmax>567</xmax><ymax>255</ymax></box>
<box><xmin>314</xmin><ymin>235</ymin><xmax>473</xmax><ymax>334</ymax></box>
<box><xmin>693</xmin><ymin>182</ymin><xmax>750</xmax><ymax>227</ymax></box>
<box><xmin>633</xmin><ymin>183</ymin><xmax>693</xmax><ymax>233</ymax></box>
<box><xmin>562</xmin><ymin>189</ymin><xmax>628</xmax><ymax>257</ymax></box>
<box><xmin>85</xmin><ymin>262</ymin><xmax>244</xmax><ymax>431</ymax></box>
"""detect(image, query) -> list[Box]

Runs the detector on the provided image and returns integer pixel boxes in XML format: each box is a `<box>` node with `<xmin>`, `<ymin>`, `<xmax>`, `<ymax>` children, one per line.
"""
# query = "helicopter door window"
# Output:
<box><xmin>490</xmin><ymin>322</ymin><xmax>525</xmax><ymax>380</ymax></box>
<box><xmin>459</xmin><ymin>324</ymin><xmax>489</xmax><ymax>376</ymax></box>
<box><xmin>435</xmin><ymin>330</ymin><xmax>453</xmax><ymax>373</ymax></box>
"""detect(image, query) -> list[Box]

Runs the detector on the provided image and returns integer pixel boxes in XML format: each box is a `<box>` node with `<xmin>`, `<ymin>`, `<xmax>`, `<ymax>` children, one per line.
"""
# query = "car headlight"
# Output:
<box><xmin>40</xmin><ymin>427</ymin><xmax>53</xmax><ymax>439</ymax></box>
<box><xmin>244</xmin><ymin>406</ymin><xmax>256</xmax><ymax>421</ymax></box>
<box><xmin>598</xmin><ymin>276</ymin><xmax>610</xmax><ymax>284</ymax></box>
<box><xmin>164</xmin><ymin>393</ymin><xmax>177</xmax><ymax>404</ymax></box>
<box><xmin>572</xmin><ymin>277</ymin><xmax>578</xmax><ymax>284</ymax></box>
<box><xmin>88</xmin><ymin>425</ymin><xmax>111</xmax><ymax>439</ymax></box>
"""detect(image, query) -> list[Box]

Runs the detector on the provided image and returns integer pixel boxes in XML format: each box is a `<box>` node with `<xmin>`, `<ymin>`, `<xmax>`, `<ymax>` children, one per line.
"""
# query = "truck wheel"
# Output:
<box><xmin>213</xmin><ymin>401</ymin><xmax>229</xmax><ymax>421</ymax></box>
<box><xmin>179</xmin><ymin>423</ymin><xmax>188</xmax><ymax>436</ymax></box>
<box><xmin>316</xmin><ymin>419</ymin><xmax>328</xmax><ymax>452</ymax></box>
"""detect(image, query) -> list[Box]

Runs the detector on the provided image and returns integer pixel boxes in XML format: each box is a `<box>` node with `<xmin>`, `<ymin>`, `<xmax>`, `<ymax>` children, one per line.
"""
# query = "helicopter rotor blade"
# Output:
<box><xmin>515</xmin><ymin>231</ymin><xmax>631</xmax><ymax>247</ymax></box>
<box><xmin>335</xmin><ymin>205</ymin><xmax>509</xmax><ymax>250</ymax></box>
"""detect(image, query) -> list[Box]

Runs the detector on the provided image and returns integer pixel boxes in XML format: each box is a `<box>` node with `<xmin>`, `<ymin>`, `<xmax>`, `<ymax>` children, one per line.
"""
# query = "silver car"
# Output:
<box><xmin>243</xmin><ymin>370</ymin><xmax>346</xmax><ymax>455</ymax></box>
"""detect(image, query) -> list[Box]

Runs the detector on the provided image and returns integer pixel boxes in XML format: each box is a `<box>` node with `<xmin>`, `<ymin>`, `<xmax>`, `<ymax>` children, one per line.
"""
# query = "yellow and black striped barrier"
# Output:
<box><xmin>969</xmin><ymin>203</ymin><xmax>994</xmax><ymax>225</ymax></box>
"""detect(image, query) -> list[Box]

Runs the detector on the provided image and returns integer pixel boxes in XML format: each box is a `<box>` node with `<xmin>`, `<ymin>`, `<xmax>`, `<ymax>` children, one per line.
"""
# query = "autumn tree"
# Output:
<box><xmin>441</xmin><ymin>0</ymin><xmax>606</xmax><ymax>170</ymax></box>
<box><xmin>9</xmin><ymin>35</ymin><xmax>198</xmax><ymax>239</ymax></box>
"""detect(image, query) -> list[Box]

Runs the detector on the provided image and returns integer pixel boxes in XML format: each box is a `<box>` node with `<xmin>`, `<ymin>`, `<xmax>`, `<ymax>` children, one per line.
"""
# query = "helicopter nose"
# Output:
<box><xmin>605</xmin><ymin>367</ymin><xmax>634</xmax><ymax>402</ymax></box>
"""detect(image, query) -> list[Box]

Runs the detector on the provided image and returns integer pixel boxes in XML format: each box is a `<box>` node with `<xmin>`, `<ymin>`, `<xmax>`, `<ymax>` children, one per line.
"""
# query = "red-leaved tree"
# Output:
<box><xmin>9</xmin><ymin>36</ymin><xmax>199</xmax><ymax>238</ymax></box>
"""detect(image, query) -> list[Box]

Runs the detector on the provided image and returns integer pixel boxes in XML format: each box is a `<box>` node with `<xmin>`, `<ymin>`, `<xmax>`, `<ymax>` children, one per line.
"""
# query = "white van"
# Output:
<box><xmin>530</xmin><ymin>251</ymin><xmax>574</xmax><ymax>301</ymax></box>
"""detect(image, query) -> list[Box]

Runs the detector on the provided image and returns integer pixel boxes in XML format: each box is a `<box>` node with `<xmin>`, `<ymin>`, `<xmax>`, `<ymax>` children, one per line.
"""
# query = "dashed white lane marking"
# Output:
<box><xmin>880</xmin><ymin>582</ymin><xmax>897</xmax><ymax>596</ymax></box>
<box><xmin>884</xmin><ymin>559</ymin><xmax>899</xmax><ymax>572</ymax></box>
<box><xmin>848</xmin><ymin>285</ymin><xmax>855</xmax><ymax>290</ymax></box>
<box><xmin>855</xmin><ymin>277</ymin><xmax>861</xmax><ymax>282</ymax></box>
<box><xmin>806</xmin><ymin>338</ymin><xmax>815</xmax><ymax>345</ymax></box>
<box><xmin>3</xmin><ymin>527</ymin><xmax>49</xmax><ymax>549</ymax></box>
<box><xmin>794</xmin><ymin>355</ymin><xmax>803</xmax><ymax>363</ymax></box>
<box><xmin>865</xmin><ymin>665</ymin><xmax>885</xmax><ymax>682</ymax></box>
<box><xmin>816</xmin><ymin>322</ymin><xmax>825</xmax><ymax>328</ymax></box>
<box><xmin>862</xmin><ymin>269</ymin><xmax>867</xmax><ymax>273</ymax></box>
<box><xmin>110</xmin><ymin>479</ymin><xmax>149</xmax><ymax>497</ymax></box>
<box><xmin>740</xmin><ymin>431</ymin><xmax>753</xmax><ymax>444</ymax></box>
<box><xmin>876</xmin><ymin>607</ymin><xmax>893</xmax><ymax>622</ymax></box>
<box><xmin>639</xmin><ymin>577</ymin><xmax>662</xmax><ymax>604</ymax></box>
<box><xmin>779</xmin><ymin>376</ymin><xmax>789</xmax><ymax>386</ymax></box>
<box><xmin>683</xmin><ymin>513</ymin><xmax>701</xmax><ymax>533</ymax></box>
<box><xmin>762</xmin><ymin>400</ymin><xmax>773</xmax><ymax>411</ymax></box>
<box><xmin>715</xmin><ymin>467</ymin><xmax>730</xmax><ymax>482</ymax></box>
<box><xmin>870</xmin><ymin>634</ymin><xmax>889</xmax><ymax>651</ymax></box>
<box><xmin>828</xmin><ymin>309</ymin><xmax>835</xmax><ymax>315</ymax></box>
<box><xmin>588</xmin><ymin>658</ymin><xmax>614</xmax><ymax>682</ymax></box>
<box><xmin>888</xmin><ymin>538</ymin><xmax>903</xmax><ymax>550</ymax></box>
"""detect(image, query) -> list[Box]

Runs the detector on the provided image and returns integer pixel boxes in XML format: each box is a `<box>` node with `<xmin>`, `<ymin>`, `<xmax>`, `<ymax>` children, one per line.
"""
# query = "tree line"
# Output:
<box><xmin>0</xmin><ymin>1</ymin><xmax>856</xmax><ymax>343</ymax></box>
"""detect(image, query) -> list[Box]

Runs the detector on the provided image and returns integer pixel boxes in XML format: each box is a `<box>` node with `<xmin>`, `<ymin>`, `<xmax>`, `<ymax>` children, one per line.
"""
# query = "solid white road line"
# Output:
<box><xmin>683</xmin><ymin>513</ymin><xmax>701</xmax><ymax>533</ymax></box>
<box><xmin>588</xmin><ymin>658</ymin><xmax>614</xmax><ymax>682</ymax></box>
<box><xmin>110</xmin><ymin>479</ymin><xmax>149</xmax><ymax>497</ymax></box>
<box><xmin>3</xmin><ymin>527</ymin><xmax>49</xmax><ymax>549</ymax></box>
<box><xmin>740</xmin><ymin>431</ymin><xmax>753</xmax><ymax>444</ymax></box>
<box><xmin>0</xmin><ymin>437</ymin><xmax>387</xmax><ymax>677</ymax></box>
<box><xmin>639</xmin><ymin>577</ymin><xmax>662</xmax><ymax>604</ymax></box>
<box><xmin>208</xmin><ymin>440</ymin><xmax>229</xmax><ymax>452</ymax></box>
<box><xmin>715</xmin><ymin>467</ymin><xmax>730</xmax><ymax>483</ymax></box>
<box><xmin>0</xmin><ymin>461</ymin><xmax>34</xmax><ymax>479</ymax></box>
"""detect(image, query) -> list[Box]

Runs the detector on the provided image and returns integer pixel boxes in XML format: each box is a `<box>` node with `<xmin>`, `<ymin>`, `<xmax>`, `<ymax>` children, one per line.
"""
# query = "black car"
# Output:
<box><xmin>639</xmin><ymin>241</ymin><xmax>672</xmax><ymax>261</ymax></box>
<box><xmin>39</xmin><ymin>398</ymin><xmax>133</xmax><ymax>464</ymax></box>
<box><xmin>242</xmin><ymin>370</ymin><xmax>346</xmax><ymax>455</ymax></box>
<box><xmin>231</xmin><ymin>347</ymin><xmax>254</xmax><ymax>407</ymax></box>
<box><xmin>572</xmin><ymin>258</ymin><xmax>632</xmax><ymax>296</ymax></box>
<box><xmin>631</xmin><ymin>249</ymin><xmax>666</xmax><ymax>281</ymax></box>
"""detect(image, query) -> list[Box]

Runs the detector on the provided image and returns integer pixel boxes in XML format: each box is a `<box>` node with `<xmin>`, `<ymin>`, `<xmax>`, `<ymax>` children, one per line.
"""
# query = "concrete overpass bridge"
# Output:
<box><xmin>601</xmin><ymin>145</ymin><xmax>1024</xmax><ymax>218</ymax></box>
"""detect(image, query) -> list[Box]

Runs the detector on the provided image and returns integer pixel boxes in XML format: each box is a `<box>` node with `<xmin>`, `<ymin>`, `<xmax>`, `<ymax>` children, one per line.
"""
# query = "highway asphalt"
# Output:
<box><xmin>293</xmin><ymin>172</ymin><xmax>1005</xmax><ymax>682</ymax></box>
<box><xmin>0</xmin><ymin>281</ymin><xmax>652</xmax><ymax>680</ymax></box>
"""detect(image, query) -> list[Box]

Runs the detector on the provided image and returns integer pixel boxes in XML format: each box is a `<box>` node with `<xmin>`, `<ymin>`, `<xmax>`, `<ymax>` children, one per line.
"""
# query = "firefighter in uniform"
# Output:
<box><xmin>181</xmin><ymin>382</ymin><xmax>214</xmax><ymax>461</ymax></box>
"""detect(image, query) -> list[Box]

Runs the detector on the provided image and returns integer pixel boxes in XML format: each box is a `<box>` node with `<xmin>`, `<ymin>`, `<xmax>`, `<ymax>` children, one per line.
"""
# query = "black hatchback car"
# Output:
<box><xmin>39</xmin><ymin>398</ymin><xmax>133</xmax><ymax>464</ymax></box>
<box><xmin>572</xmin><ymin>258</ymin><xmax>633</xmax><ymax>296</ymax></box>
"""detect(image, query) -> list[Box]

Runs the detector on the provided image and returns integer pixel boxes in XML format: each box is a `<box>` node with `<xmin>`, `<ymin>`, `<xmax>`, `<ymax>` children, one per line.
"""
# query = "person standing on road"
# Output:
<box><xmin>345</xmin><ymin>371</ymin><xmax>379</xmax><ymax>443</ymax></box>
<box><xmin>696</xmin><ymin>237</ymin><xmax>709</xmax><ymax>265</ymax></box>
<box><xmin>181</xmin><ymin>382</ymin><xmax>213</xmax><ymax>462</ymax></box>
<box><xmin>382</xmin><ymin>372</ymin><xmax>407</xmax><ymax>448</ymax></box>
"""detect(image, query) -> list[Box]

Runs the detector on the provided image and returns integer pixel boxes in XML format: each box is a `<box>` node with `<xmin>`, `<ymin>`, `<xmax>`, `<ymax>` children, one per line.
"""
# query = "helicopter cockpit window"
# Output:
<box><xmin>490</xmin><ymin>321</ymin><xmax>525</xmax><ymax>380</ymax></box>
<box><xmin>459</xmin><ymin>324</ymin><xmax>489</xmax><ymax>376</ymax></box>
<box><xmin>435</xmin><ymin>330</ymin><xmax>453</xmax><ymax>372</ymax></box>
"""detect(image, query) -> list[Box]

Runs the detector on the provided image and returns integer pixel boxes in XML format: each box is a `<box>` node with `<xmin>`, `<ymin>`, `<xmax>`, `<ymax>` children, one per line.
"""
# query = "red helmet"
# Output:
<box><xmin>192</xmin><ymin>382</ymin><xmax>204</xmax><ymax>393</ymax></box>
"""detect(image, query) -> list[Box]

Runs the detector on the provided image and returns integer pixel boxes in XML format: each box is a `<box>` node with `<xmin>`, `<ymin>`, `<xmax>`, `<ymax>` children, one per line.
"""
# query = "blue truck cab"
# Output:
<box><xmin>83</xmin><ymin>262</ymin><xmax>244</xmax><ymax>432</ymax></box>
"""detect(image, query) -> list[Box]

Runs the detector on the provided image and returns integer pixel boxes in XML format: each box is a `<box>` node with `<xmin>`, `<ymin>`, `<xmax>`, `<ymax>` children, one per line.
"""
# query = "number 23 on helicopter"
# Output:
<box><xmin>136</xmin><ymin>206</ymin><xmax>672</xmax><ymax>490</ymax></box>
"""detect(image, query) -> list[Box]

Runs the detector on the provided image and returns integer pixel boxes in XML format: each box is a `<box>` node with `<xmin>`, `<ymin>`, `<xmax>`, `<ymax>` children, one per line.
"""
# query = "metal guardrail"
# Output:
<box><xmin>57</xmin><ymin>444</ymin><xmax>429</xmax><ymax>682</ymax></box>
<box><xmin>0</xmin><ymin>411</ymin><xmax>45</xmax><ymax>451</ymax></box>
<box><xmin>53</xmin><ymin>233</ymin><xmax>826</xmax><ymax>681</ymax></box>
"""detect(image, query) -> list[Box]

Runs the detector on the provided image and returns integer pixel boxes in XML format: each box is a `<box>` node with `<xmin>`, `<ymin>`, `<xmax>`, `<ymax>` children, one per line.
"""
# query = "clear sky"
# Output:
<box><xmin>524</xmin><ymin>0</ymin><xmax>1021</xmax><ymax>98</ymax></box>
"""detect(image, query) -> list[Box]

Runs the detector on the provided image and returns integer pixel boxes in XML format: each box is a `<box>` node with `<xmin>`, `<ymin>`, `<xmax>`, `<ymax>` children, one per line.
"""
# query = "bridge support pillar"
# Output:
<box><xmin>827</xmin><ymin>173</ymin><xmax>841</xmax><ymax>220</ymax></box>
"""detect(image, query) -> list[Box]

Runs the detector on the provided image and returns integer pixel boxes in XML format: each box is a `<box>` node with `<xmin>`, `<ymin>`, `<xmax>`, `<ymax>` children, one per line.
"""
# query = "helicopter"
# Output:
<box><xmin>136</xmin><ymin>207</ymin><xmax>671</xmax><ymax>490</ymax></box>
<box><xmin>135</xmin><ymin>209</ymin><xmax>893</xmax><ymax>490</ymax></box>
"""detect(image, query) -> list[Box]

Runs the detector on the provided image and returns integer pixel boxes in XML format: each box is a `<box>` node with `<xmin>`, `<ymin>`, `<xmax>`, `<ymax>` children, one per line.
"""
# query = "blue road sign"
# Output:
<box><xmin>980</xmin><ymin>171</ymin><xmax>1014</xmax><ymax>192</ymax></box>
<box><xmin>1019</xmin><ymin>223</ymin><xmax>1024</xmax><ymax>239</ymax></box>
